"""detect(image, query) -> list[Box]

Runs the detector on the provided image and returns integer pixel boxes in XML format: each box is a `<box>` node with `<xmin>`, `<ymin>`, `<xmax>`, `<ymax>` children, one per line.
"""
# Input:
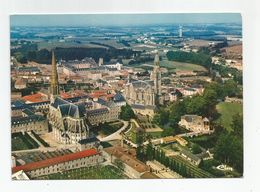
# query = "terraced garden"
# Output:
<box><xmin>12</xmin><ymin>132</ymin><xmax>39</xmax><ymax>151</ymax></box>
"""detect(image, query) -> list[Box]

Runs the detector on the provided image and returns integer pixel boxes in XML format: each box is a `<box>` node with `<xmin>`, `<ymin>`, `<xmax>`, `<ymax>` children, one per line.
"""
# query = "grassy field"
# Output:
<box><xmin>125</xmin><ymin>121</ymin><xmax>137</xmax><ymax>143</ymax></box>
<box><xmin>216</xmin><ymin>102</ymin><xmax>243</xmax><ymax>131</ymax></box>
<box><xmin>36</xmin><ymin>165</ymin><xmax>127</xmax><ymax>180</ymax></box>
<box><xmin>136</xmin><ymin>59</ymin><xmax>207</xmax><ymax>72</ymax></box>
<box><xmin>12</xmin><ymin>132</ymin><xmax>39</xmax><ymax>151</ymax></box>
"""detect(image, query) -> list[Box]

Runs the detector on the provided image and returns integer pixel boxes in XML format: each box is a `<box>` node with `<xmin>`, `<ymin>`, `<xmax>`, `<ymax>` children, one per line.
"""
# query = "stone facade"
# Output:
<box><xmin>178</xmin><ymin>115</ymin><xmax>210</xmax><ymax>133</ymax></box>
<box><xmin>124</xmin><ymin>52</ymin><xmax>162</xmax><ymax>117</ymax></box>
<box><xmin>48</xmin><ymin>97</ymin><xmax>89</xmax><ymax>144</ymax></box>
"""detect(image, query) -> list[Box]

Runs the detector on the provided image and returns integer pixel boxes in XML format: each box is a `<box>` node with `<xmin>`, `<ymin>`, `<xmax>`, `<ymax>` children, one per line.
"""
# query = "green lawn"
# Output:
<box><xmin>36</xmin><ymin>165</ymin><xmax>127</xmax><ymax>180</ymax></box>
<box><xmin>93</xmin><ymin>121</ymin><xmax>123</xmax><ymax>136</ymax></box>
<box><xmin>146</xmin><ymin>131</ymin><xmax>162</xmax><ymax>139</ymax></box>
<box><xmin>125</xmin><ymin>122</ymin><xmax>137</xmax><ymax>143</ymax></box>
<box><xmin>216</xmin><ymin>102</ymin><xmax>243</xmax><ymax>131</ymax></box>
<box><xmin>12</xmin><ymin>132</ymin><xmax>39</xmax><ymax>151</ymax></box>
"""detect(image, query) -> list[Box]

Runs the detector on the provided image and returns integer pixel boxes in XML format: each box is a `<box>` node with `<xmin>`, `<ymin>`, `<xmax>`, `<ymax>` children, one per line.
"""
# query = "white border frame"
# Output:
<box><xmin>1</xmin><ymin>0</ymin><xmax>260</xmax><ymax>192</ymax></box>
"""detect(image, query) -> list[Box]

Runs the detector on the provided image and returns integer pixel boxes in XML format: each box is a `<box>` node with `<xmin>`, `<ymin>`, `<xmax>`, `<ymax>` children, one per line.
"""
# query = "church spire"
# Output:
<box><xmin>50</xmin><ymin>50</ymin><xmax>59</xmax><ymax>97</ymax></box>
<box><xmin>154</xmin><ymin>51</ymin><xmax>160</xmax><ymax>66</ymax></box>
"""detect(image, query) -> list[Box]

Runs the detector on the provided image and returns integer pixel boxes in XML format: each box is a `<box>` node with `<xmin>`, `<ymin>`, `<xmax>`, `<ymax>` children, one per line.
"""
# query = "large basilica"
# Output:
<box><xmin>124</xmin><ymin>52</ymin><xmax>162</xmax><ymax>117</ymax></box>
<box><xmin>47</xmin><ymin>51</ymin><xmax>121</xmax><ymax>144</ymax></box>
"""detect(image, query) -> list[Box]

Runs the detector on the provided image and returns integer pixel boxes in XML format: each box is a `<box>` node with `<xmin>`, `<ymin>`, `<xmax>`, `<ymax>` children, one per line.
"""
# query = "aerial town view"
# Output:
<box><xmin>10</xmin><ymin>13</ymin><xmax>243</xmax><ymax>180</ymax></box>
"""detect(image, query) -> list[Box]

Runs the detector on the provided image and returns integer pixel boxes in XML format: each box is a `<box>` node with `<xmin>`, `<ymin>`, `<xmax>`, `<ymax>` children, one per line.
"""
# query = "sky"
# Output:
<box><xmin>10</xmin><ymin>13</ymin><xmax>241</xmax><ymax>27</ymax></box>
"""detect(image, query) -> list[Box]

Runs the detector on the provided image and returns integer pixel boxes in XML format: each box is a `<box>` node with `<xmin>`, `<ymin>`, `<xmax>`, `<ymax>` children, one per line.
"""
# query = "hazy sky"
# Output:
<box><xmin>11</xmin><ymin>13</ymin><xmax>241</xmax><ymax>27</ymax></box>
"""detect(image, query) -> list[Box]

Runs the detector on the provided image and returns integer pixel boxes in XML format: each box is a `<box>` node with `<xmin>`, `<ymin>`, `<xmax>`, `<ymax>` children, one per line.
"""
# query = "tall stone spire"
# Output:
<box><xmin>150</xmin><ymin>51</ymin><xmax>162</xmax><ymax>105</ymax></box>
<box><xmin>154</xmin><ymin>51</ymin><xmax>160</xmax><ymax>66</ymax></box>
<box><xmin>50</xmin><ymin>50</ymin><xmax>59</xmax><ymax>97</ymax></box>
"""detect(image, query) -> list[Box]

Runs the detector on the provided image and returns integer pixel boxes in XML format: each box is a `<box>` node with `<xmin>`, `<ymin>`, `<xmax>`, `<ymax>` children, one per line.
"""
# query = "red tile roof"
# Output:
<box><xmin>22</xmin><ymin>93</ymin><xmax>48</xmax><ymax>103</ymax></box>
<box><xmin>12</xmin><ymin>149</ymin><xmax>98</xmax><ymax>173</ymax></box>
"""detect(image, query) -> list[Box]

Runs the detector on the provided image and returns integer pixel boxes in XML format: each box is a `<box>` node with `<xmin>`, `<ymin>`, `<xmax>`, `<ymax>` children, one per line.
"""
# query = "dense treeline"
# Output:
<box><xmin>128</xmin><ymin>56</ymin><xmax>158</xmax><ymax>65</ymax></box>
<box><xmin>166</xmin><ymin>50</ymin><xmax>212</xmax><ymax>68</ymax></box>
<box><xmin>12</xmin><ymin>46</ymin><xmax>139</xmax><ymax>64</ymax></box>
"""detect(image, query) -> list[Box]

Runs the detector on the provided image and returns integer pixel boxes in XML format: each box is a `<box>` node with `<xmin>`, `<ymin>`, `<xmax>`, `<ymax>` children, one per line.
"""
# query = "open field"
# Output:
<box><xmin>36</xmin><ymin>165</ymin><xmax>127</xmax><ymax>180</ymax></box>
<box><xmin>216</xmin><ymin>102</ymin><xmax>243</xmax><ymax>131</ymax></box>
<box><xmin>137</xmin><ymin>59</ymin><xmax>207</xmax><ymax>72</ymax></box>
<box><xmin>12</xmin><ymin>132</ymin><xmax>39</xmax><ymax>151</ymax></box>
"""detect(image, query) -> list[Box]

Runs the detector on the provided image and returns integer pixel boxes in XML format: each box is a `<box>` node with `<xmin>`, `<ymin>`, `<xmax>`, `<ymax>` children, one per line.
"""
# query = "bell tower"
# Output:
<box><xmin>50</xmin><ymin>50</ymin><xmax>59</xmax><ymax>99</ymax></box>
<box><xmin>151</xmin><ymin>51</ymin><xmax>162</xmax><ymax>104</ymax></box>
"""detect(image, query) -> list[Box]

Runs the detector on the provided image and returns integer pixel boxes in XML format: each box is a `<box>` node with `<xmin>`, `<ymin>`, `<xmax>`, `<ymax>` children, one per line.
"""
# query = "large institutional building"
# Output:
<box><xmin>124</xmin><ymin>52</ymin><xmax>162</xmax><ymax>117</ymax></box>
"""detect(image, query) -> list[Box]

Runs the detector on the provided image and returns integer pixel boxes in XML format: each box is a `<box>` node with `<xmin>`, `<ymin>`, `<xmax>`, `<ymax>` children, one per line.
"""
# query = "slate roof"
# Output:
<box><xmin>22</xmin><ymin>108</ymin><xmax>35</xmax><ymax>116</ymax></box>
<box><xmin>11</xmin><ymin>115</ymin><xmax>46</xmax><ymax>126</ymax></box>
<box><xmin>86</xmin><ymin>108</ymin><xmax>109</xmax><ymax>116</ymax></box>
<box><xmin>78</xmin><ymin>136</ymin><xmax>100</xmax><ymax>144</ymax></box>
<box><xmin>113</xmin><ymin>92</ymin><xmax>125</xmax><ymax>102</ymax></box>
<box><xmin>53</xmin><ymin>97</ymin><xmax>86</xmax><ymax>118</ymax></box>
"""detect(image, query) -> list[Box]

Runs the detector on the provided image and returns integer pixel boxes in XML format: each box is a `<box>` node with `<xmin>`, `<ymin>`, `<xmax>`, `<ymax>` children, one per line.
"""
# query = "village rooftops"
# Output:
<box><xmin>12</xmin><ymin>149</ymin><xmax>98</xmax><ymax>174</ymax></box>
<box><xmin>104</xmin><ymin>146</ymin><xmax>149</xmax><ymax>174</ymax></box>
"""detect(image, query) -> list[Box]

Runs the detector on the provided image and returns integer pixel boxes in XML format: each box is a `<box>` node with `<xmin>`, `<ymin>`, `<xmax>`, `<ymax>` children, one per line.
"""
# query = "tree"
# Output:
<box><xmin>214</xmin><ymin>133</ymin><xmax>243</xmax><ymax>173</ymax></box>
<box><xmin>191</xmin><ymin>143</ymin><xmax>202</xmax><ymax>154</ymax></box>
<box><xmin>223</xmin><ymin>79</ymin><xmax>240</xmax><ymax>97</ymax></box>
<box><xmin>114</xmin><ymin>159</ymin><xmax>125</xmax><ymax>172</ymax></box>
<box><xmin>161</xmin><ymin>127</ymin><xmax>174</xmax><ymax>137</ymax></box>
<box><xmin>152</xmin><ymin>108</ymin><xmax>169</xmax><ymax>126</ymax></box>
<box><xmin>120</xmin><ymin>104</ymin><xmax>135</xmax><ymax>120</ymax></box>
<box><xmin>231</xmin><ymin>113</ymin><xmax>243</xmax><ymax>139</ymax></box>
<box><xmin>146</xmin><ymin>141</ymin><xmax>154</xmax><ymax>161</ymax></box>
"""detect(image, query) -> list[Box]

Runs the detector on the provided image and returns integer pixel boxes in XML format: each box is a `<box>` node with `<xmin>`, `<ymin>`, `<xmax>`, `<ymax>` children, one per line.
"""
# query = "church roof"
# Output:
<box><xmin>113</xmin><ymin>92</ymin><xmax>125</xmax><ymax>102</ymax></box>
<box><xmin>53</xmin><ymin>97</ymin><xmax>86</xmax><ymax>118</ymax></box>
<box><xmin>131</xmin><ymin>80</ymin><xmax>151</xmax><ymax>90</ymax></box>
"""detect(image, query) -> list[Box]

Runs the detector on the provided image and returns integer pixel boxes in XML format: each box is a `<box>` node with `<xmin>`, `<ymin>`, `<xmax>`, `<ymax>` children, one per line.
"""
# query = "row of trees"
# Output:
<box><xmin>137</xmin><ymin>142</ymin><xmax>209</xmax><ymax>178</ymax></box>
